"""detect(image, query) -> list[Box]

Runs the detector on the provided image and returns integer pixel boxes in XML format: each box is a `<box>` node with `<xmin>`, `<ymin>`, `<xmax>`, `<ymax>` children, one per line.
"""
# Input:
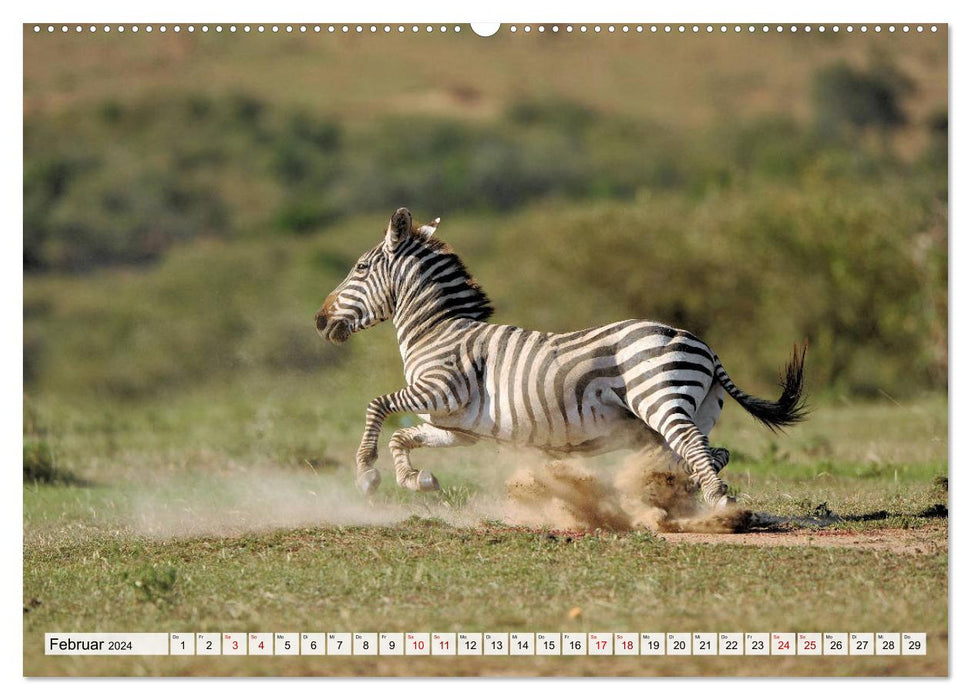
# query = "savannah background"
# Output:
<box><xmin>23</xmin><ymin>24</ymin><xmax>947</xmax><ymax>676</ymax></box>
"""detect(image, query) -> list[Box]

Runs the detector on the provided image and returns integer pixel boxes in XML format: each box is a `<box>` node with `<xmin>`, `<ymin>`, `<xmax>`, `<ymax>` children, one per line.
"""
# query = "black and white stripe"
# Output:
<box><xmin>315</xmin><ymin>208</ymin><xmax>808</xmax><ymax>507</ymax></box>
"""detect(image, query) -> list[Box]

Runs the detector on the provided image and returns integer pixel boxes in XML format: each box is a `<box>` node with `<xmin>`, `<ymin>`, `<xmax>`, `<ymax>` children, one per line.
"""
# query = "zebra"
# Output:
<box><xmin>315</xmin><ymin>208</ymin><xmax>807</xmax><ymax>509</ymax></box>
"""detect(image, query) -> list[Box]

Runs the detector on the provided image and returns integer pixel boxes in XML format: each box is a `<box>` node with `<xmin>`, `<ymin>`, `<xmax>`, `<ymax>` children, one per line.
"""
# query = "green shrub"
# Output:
<box><xmin>22</xmin><ymin>68</ymin><xmax>945</xmax><ymax>401</ymax></box>
<box><xmin>274</xmin><ymin>200</ymin><xmax>340</xmax><ymax>235</ymax></box>
<box><xmin>813</xmin><ymin>62</ymin><xmax>909</xmax><ymax>137</ymax></box>
<box><xmin>23</xmin><ymin>438</ymin><xmax>56</xmax><ymax>483</ymax></box>
<box><xmin>506</xmin><ymin>96</ymin><xmax>597</xmax><ymax>133</ymax></box>
<box><xmin>23</xmin><ymin>437</ymin><xmax>85</xmax><ymax>485</ymax></box>
<box><xmin>26</xmin><ymin>84</ymin><xmax>928</xmax><ymax>274</ymax></box>
<box><xmin>489</xmin><ymin>182</ymin><xmax>945</xmax><ymax>397</ymax></box>
<box><xmin>24</xmin><ymin>96</ymin><xmax>343</xmax><ymax>272</ymax></box>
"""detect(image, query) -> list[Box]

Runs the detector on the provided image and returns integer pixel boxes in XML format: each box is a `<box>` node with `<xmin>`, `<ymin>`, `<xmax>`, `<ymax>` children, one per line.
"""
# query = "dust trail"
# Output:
<box><xmin>127</xmin><ymin>462</ymin><xmax>422</xmax><ymax>538</ymax></box>
<box><xmin>123</xmin><ymin>446</ymin><xmax>751</xmax><ymax>538</ymax></box>
<box><xmin>503</xmin><ymin>444</ymin><xmax>752</xmax><ymax>534</ymax></box>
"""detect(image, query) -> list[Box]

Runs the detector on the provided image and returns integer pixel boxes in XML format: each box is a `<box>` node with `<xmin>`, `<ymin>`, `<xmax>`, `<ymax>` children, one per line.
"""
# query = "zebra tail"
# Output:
<box><xmin>714</xmin><ymin>342</ymin><xmax>809</xmax><ymax>433</ymax></box>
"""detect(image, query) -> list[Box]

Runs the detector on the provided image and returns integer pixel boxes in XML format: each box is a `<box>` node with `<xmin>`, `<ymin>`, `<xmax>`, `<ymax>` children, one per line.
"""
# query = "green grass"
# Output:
<box><xmin>24</xmin><ymin>519</ymin><xmax>947</xmax><ymax>676</ymax></box>
<box><xmin>23</xmin><ymin>390</ymin><xmax>947</xmax><ymax>676</ymax></box>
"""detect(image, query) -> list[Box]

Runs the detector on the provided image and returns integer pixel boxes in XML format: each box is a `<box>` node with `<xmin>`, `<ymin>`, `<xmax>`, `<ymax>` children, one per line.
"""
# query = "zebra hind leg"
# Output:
<box><xmin>688</xmin><ymin>446</ymin><xmax>730</xmax><ymax>491</ymax></box>
<box><xmin>388</xmin><ymin>423</ymin><xmax>478</xmax><ymax>492</ymax></box>
<box><xmin>661</xmin><ymin>419</ymin><xmax>733</xmax><ymax>509</ymax></box>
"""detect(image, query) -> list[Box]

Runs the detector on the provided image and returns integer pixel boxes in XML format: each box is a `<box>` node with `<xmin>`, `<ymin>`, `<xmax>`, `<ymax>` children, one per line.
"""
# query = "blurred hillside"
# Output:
<box><xmin>23</xmin><ymin>27</ymin><xmax>947</xmax><ymax>405</ymax></box>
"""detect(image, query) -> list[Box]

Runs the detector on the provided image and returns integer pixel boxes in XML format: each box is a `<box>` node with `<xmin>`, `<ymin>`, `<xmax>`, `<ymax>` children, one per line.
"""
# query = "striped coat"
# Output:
<box><xmin>315</xmin><ymin>209</ymin><xmax>807</xmax><ymax>508</ymax></box>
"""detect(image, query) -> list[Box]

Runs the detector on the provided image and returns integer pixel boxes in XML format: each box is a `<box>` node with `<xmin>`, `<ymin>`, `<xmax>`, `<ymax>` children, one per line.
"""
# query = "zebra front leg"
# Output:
<box><xmin>355</xmin><ymin>441</ymin><xmax>382</xmax><ymax>496</ymax></box>
<box><xmin>389</xmin><ymin>424</ymin><xmax>478</xmax><ymax>492</ymax></box>
<box><xmin>355</xmin><ymin>387</ymin><xmax>453</xmax><ymax>495</ymax></box>
<box><xmin>354</xmin><ymin>393</ymin><xmax>401</xmax><ymax>495</ymax></box>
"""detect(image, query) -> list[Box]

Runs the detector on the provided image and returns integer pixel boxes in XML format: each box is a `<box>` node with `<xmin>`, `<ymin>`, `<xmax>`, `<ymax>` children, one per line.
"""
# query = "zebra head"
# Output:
<box><xmin>315</xmin><ymin>207</ymin><xmax>440</xmax><ymax>343</ymax></box>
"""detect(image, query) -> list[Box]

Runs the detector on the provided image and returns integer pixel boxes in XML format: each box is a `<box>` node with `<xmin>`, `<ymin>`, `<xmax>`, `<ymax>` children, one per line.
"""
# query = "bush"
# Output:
<box><xmin>26</xmin><ymin>85</ymin><xmax>925</xmax><ymax>274</ymax></box>
<box><xmin>813</xmin><ymin>62</ymin><xmax>909</xmax><ymax>138</ymax></box>
<box><xmin>506</xmin><ymin>96</ymin><xmax>597</xmax><ymax>134</ymax></box>
<box><xmin>24</xmin><ymin>96</ymin><xmax>343</xmax><ymax>272</ymax></box>
<box><xmin>22</xmin><ymin>73</ymin><xmax>945</xmax><ymax>400</ymax></box>
<box><xmin>23</xmin><ymin>438</ymin><xmax>56</xmax><ymax>483</ymax></box>
<box><xmin>489</xmin><ymin>183</ymin><xmax>945</xmax><ymax>397</ymax></box>
<box><xmin>23</xmin><ymin>437</ymin><xmax>85</xmax><ymax>485</ymax></box>
<box><xmin>274</xmin><ymin>200</ymin><xmax>340</xmax><ymax>235</ymax></box>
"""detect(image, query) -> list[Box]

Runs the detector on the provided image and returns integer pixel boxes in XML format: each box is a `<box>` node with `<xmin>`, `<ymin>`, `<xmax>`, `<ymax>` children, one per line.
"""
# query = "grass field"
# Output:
<box><xmin>23</xmin><ymin>387</ymin><xmax>948</xmax><ymax>676</ymax></box>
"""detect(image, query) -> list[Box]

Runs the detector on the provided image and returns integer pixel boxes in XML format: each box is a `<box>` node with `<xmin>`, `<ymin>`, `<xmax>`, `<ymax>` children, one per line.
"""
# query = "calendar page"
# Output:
<box><xmin>22</xmin><ymin>14</ymin><xmax>948</xmax><ymax>679</ymax></box>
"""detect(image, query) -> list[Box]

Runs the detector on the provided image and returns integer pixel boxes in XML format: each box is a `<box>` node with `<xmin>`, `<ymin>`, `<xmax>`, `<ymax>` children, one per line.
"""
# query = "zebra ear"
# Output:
<box><xmin>385</xmin><ymin>207</ymin><xmax>413</xmax><ymax>252</ymax></box>
<box><xmin>417</xmin><ymin>217</ymin><xmax>441</xmax><ymax>240</ymax></box>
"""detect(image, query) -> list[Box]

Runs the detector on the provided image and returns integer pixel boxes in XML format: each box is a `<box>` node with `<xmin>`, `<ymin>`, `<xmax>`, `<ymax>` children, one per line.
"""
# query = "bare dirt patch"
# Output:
<box><xmin>660</xmin><ymin>524</ymin><xmax>948</xmax><ymax>554</ymax></box>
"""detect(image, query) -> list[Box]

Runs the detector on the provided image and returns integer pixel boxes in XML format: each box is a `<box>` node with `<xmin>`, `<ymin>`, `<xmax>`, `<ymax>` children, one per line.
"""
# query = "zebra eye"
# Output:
<box><xmin>355</xmin><ymin>262</ymin><xmax>370</xmax><ymax>272</ymax></box>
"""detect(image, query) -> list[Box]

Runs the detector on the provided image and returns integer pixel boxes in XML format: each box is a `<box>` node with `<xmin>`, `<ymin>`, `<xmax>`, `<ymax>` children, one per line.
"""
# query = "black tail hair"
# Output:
<box><xmin>715</xmin><ymin>342</ymin><xmax>809</xmax><ymax>432</ymax></box>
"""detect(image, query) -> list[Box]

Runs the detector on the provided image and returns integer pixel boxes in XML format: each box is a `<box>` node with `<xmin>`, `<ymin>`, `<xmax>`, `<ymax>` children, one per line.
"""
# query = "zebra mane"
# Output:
<box><xmin>403</xmin><ymin>230</ymin><xmax>494</xmax><ymax>322</ymax></box>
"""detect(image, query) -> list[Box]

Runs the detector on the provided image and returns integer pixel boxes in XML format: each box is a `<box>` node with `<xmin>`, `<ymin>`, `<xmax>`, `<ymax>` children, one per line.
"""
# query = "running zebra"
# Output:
<box><xmin>315</xmin><ymin>208</ymin><xmax>807</xmax><ymax>508</ymax></box>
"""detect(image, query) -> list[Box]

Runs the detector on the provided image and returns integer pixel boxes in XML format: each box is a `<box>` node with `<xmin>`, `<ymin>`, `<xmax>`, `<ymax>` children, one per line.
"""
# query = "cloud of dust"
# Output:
<box><xmin>503</xmin><ymin>444</ymin><xmax>752</xmax><ymax>534</ymax></box>
<box><xmin>124</xmin><ymin>445</ymin><xmax>751</xmax><ymax>539</ymax></box>
<box><xmin>127</xmin><ymin>463</ymin><xmax>412</xmax><ymax>538</ymax></box>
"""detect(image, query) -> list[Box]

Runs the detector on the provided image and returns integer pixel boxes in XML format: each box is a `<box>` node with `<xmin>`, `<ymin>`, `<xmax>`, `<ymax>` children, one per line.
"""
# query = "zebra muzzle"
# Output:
<box><xmin>329</xmin><ymin>321</ymin><xmax>351</xmax><ymax>344</ymax></box>
<box><xmin>317</xmin><ymin>317</ymin><xmax>351</xmax><ymax>344</ymax></box>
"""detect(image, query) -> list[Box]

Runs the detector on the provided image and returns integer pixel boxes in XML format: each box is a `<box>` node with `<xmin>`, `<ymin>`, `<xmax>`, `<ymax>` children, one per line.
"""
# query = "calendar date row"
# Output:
<box><xmin>46</xmin><ymin>632</ymin><xmax>927</xmax><ymax>656</ymax></box>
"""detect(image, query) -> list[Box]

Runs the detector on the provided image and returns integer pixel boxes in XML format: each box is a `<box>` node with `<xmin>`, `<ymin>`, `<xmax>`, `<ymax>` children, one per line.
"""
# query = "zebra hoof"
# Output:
<box><xmin>715</xmin><ymin>495</ymin><xmax>736</xmax><ymax>510</ymax></box>
<box><xmin>417</xmin><ymin>470</ymin><xmax>440</xmax><ymax>492</ymax></box>
<box><xmin>357</xmin><ymin>468</ymin><xmax>381</xmax><ymax>495</ymax></box>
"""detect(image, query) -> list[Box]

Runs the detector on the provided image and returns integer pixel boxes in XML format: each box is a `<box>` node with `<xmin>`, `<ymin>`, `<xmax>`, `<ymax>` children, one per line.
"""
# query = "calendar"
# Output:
<box><xmin>22</xmin><ymin>14</ymin><xmax>948</xmax><ymax>681</ymax></box>
<box><xmin>44</xmin><ymin>631</ymin><xmax>927</xmax><ymax>656</ymax></box>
